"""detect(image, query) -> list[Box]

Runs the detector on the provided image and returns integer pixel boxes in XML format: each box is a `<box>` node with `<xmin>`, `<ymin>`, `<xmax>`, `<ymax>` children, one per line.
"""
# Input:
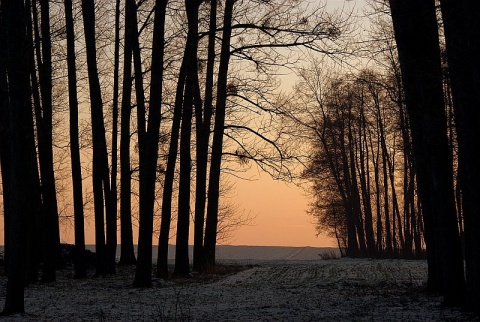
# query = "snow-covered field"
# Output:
<box><xmin>0</xmin><ymin>256</ymin><xmax>475</xmax><ymax>321</ymax></box>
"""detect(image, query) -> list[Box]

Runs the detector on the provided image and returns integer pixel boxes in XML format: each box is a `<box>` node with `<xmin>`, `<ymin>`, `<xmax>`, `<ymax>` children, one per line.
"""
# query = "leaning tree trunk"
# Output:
<box><xmin>389</xmin><ymin>0</ymin><xmax>465</xmax><ymax>306</ymax></box>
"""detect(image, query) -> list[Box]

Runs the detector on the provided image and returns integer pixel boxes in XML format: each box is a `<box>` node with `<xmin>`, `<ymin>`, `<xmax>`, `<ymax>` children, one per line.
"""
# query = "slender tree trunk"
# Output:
<box><xmin>389</xmin><ymin>0</ymin><xmax>465</xmax><ymax>305</ymax></box>
<box><xmin>24</xmin><ymin>0</ymin><xmax>43</xmax><ymax>284</ymax></box>
<box><xmin>105</xmin><ymin>0</ymin><xmax>122</xmax><ymax>275</ymax></box>
<box><xmin>399</xmin><ymin>98</ymin><xmax>413</xmax><ymax>257</ymax></box>
<box><xmin>81</xmin><ymin>0</ymin><xmax>112</xmax><ymax>277</ymax></box>
<box><xmin>379</xmin><ymin>115</ymin><xmax>392</xmax><ymax>256</ymax></box>
<box><xmin>37</xmin><ymin>0</ymin><xmax>61</xmax><ymax>283</ymax></box>
<box><xmin>193</xmin><ymin>0</ymin><xmax>216</xmax><ymax>273</ymax></box>
<box><xmin>368</xmin><ymin>124</ymin><xmax>383</xmax><ymax>254</ymax></box>
<box><xmin>358</xmin><ymin>105</ymin><xmax>375</xmax><ymax>257</ymax></box>
<box><xmin>388</xmin><ymin>154</ymin><xmax>404</xmax><ymax>254</ymax></box>
<box><xmin>134</xmin><ymin>0</ymin><xmax>168</xmax><ymax>287</ymax></box>
<box><xmin>156</xmin><ymin>61</ymin><xmax>186</xmax><ymax>279</ymax></box>
<box><xmin>347</xmin><ymin>115</ymin><xmax>366</xmax><ymax>256</ymax></box>
<box><xmin>336</xmin><ymin>117</ymin><xmax>360</xmax><ymax>257</ymax></box>
<box><xmin>119</xmin><ymin>0</ymin><xmax>137</xmax><ymax>266</ymax></box>
<box><xmin>174</xmin><ymin>73</ymin><xmax>194</xmax><ymax>276</ymax></box>
<box><xmin>64</xmin><ymin>0</ymin><xmax>87</xmax><ymax>278</ymax></box>
<box><xmin>174</xmin><ymin>0</ymin><xmax>201</xmax><ymax>277</ymax></box>
<box><xmin>410</xmin><ymin>166</ymin><xmax>422</xmax><ymax>257</ymax></box>
<box><xmin>204</xmin><ymin>0</ymin><xmax>235</xmax><ymax>269</ymax></box>
<box><xmin>440</xmin><ymin>0</ymin><xmax>480</xmax><ymax>312</ymax></box>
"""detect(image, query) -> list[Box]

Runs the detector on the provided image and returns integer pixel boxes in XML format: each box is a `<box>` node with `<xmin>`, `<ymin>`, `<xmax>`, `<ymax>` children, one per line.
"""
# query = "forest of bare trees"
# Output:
<box><xmin>0</xmin><ymin>0</ymin><xmax>479</xmax><ymax>317</ymax></box>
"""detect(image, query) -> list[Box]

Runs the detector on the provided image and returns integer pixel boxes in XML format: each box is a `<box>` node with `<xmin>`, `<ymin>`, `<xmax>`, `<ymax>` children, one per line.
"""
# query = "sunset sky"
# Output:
<box><xmin>42</xmin><ymin>170</ymin><xmax>337</xmax><ymax>247</ymax></box>
<box><xmin>0</xmin><ymin>0</ymin><xmax>363</xmax><ymax>248</ymax></box>
<box><xmin>230</xmin><ymin>171</ymin><xmax>336</xmax><ymax>247</ymax></box>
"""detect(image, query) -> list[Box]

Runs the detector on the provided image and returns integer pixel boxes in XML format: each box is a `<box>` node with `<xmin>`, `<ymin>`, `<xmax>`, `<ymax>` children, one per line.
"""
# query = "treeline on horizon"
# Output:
<box><xmin>1</xmin><ymin>0</ymin><xmax>480</xmax><ymax>318</ymax></box>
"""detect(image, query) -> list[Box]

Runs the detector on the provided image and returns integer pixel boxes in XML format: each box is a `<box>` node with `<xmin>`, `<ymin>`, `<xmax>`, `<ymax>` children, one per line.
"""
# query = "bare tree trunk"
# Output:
<box><xmin>440</xmin><ymin>0</ymin><xmax>480</xmax><ymax>312</ymax></box>
<box><xmin>134</xmin><ymin>0</ymin><xmax>168</xmax><ymax>287</ymax></box>
<box><xmin>81</xmin><ymin>0</ymin><xmax>112</xmax><ymax>277</ymax></box>
<box><xmin>156</xmin><ymin>60</ymin><xmax>186</xmax><ymax>279</ymax></box>
<box><xmin>399</xmin><ymin>96</ymin><xmax>413</xmax><ymax>257</ymax></box>
<box><xmin>204</xmin><ymin>0</ymin><xmax>235</xmax><ymax>269</ymax></box>
<box><xmin>174</xmin><ymin>85</ymin><xmax>194</xmax><ymax>274</ymax></box>
<box><xmin>174</xmin><ymin>75</ymin><xmax>194</xmax><ymax>276</ymax></box>
<box><xmin>389</xmin><ymin>0</ymin><xmax>465</xmax><ymax>305</ymax></box>
<box><xmin>339</xmin><ymin>124</ymin><xmax>359</xmax><ymax>257</ymax></box>
<box><xmin>64</xmin><ymin>0</ymin><xmax>87</xmax><ymax>278</ymax></box>
<box><xmin>24</xmin><ymin>0</ymin><xmax>43</xmax><ymax>284</ymax></box>
<box><xmin>357</xmin><ymin>104</ymin><xmax>375</xmax><ymax>257</ymax></box>
<box><xmin>1</xmin><ymin>0</ymin><xmax>30</xmax><ymax>314</ymax></box>
<box><xmin>105</xmin><ymin>0</ymin><xmax>121</xmax><ymax>275</ymax></box>
<box><xmin>0</xmin><ymin>8</ymin><xmax>10</xmax><ymax>269</ymax></box>
<box><xmin>368</xmin><ymin>123</ymin><xmax>383</xmax><ymax>254</ymax></box>
<box><xmin>119</xmin><ymin>0</ymin><xmax>137</xmax><ymax>266</ymax></box>
<box><xmin>36</xmin><ymin>0</ymin><xmax>61</xmax><ymax>283</ymax></box>
<box><xmin>193</xmin><ymin>0</ymin><xmax>216</xmax><ymax>273</ymax></box>
<box><xmin>347</xmin><ymin>115</ymin><xmax>367</xmax><ymax>256</ymax></box>
<box><xmin>174</xmin><ymin>0</ymin><xmax>201</xmax><ymax>277</ymax></box>
<box><xmin>378</xmin><ymin>113</ymin><xmax>392</xmax><ymax>256</ymax></box>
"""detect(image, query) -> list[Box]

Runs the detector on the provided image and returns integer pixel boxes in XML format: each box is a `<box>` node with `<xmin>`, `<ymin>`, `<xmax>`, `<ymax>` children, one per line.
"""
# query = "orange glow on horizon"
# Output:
<box><xmin>1</xmin><ymin>170</ymin><xmax>336</xmax><ymax>248</ymax></box>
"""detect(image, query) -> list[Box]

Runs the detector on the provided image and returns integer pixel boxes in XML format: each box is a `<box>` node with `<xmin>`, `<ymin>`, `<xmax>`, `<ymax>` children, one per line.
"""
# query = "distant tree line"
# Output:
<box><xmin>295</xmin><ymin>68</ymin><xmax>425</xmax><ymax>260</ymax></box>
<box><xmin>0</xmin><ymin>0</ymin><xmax>347</xmax><ymax>314</ymax></box>
<box><xmin>287</xmin><ymin>0</ymin><xmax>480</xmax><ymax>314</ymax></box>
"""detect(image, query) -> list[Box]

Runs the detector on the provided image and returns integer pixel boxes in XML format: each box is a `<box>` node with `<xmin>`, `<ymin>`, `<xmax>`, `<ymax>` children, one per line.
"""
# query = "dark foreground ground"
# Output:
<box><xmin>0</xmin><ymin>259</ymin><xmax>477</xmax><ymax>321</ymax></box>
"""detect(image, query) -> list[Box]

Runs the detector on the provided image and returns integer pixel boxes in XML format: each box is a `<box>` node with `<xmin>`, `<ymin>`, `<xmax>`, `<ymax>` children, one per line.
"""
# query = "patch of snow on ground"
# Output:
<box><xmin>0</xmin><ymin>258</ymin><xmax>475</xmax><ymax>321</ymax></box>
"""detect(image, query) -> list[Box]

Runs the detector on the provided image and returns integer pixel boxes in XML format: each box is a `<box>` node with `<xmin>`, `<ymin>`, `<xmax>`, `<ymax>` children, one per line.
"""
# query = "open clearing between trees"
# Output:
<box><xmin>0</xmin><ymin>258</ymin><xmax>475</xmax><ymax>321</ymax></box>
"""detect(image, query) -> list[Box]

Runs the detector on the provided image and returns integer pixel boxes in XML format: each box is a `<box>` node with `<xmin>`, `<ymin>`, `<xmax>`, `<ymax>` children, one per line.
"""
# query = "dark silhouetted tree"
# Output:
<box><xmin>204</xmin><ymin>0</ymin><xmax>235</xmax><ymax>269</ymax></box>
<box><xmin>119</xmin><ymin>0</ymin><xmax>137</xmax><ymax>266</ymax></box>
<box><xmin>389</xmin><ymin>0</ymin><xmax>465</xmax><ymax>305</ymax></box>
<box><xmin>174</xmin><ymin>0</ymin><xmax>202</xmax><ymax>277</ymax></box>
<box><xmin>34</xmin><ymin>0</ymin><xmax>62</xmax><ymax>283</ymax></box>
<box><xmin>1</xmin><ymin>0</ymin><xmax>31</xmax><ymax>314</ymax></box>
<box><xmin>81</xmin><ymin>0</ymin><xmax>114</xmax><ymax>276</ymax></box>
<box><xmin>64</xmin><ymin>0</ymin><xmax>87</xmax><ymax>279</ymax></box>
<box><xmin>134</xmin><ymin>0</ymin><xmax>168</xmax><ymax>287</ymax></box>
<box><xmin>440</xmin><ymin>0</ymin><xmax>480</xmax><ymax>312</ymax></box>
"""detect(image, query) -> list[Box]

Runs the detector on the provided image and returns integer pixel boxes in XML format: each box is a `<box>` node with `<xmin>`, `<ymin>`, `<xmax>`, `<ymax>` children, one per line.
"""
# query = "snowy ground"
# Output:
<box><xmin>0</xmin><ymin>258</ymin><xmax>476</xmax><ymax>321</ymax></box>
